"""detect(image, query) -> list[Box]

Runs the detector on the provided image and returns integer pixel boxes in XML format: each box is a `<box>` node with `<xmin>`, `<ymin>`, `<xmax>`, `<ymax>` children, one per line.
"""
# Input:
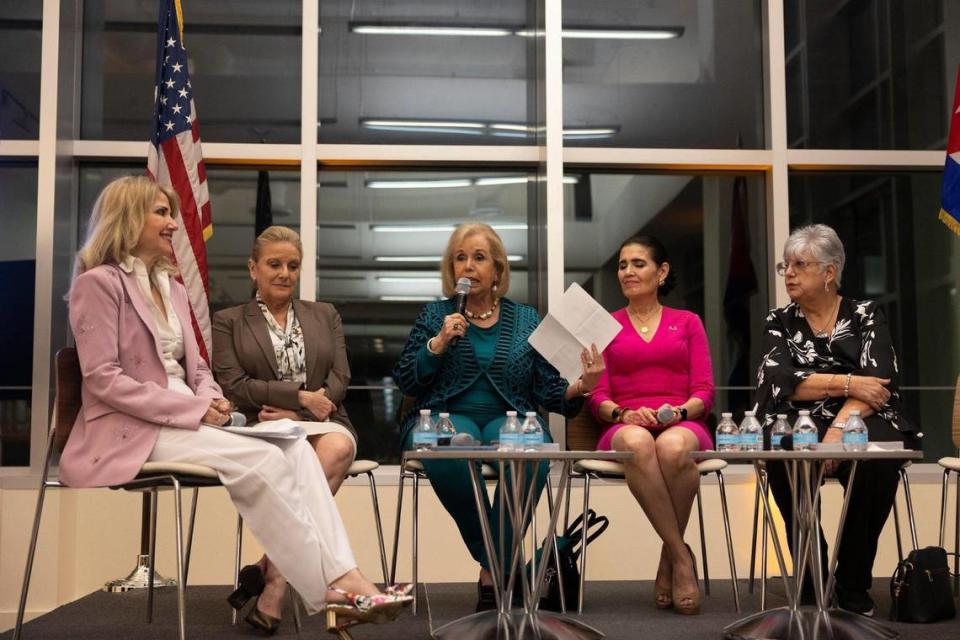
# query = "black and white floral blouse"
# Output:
<box><xmin>753</xmin><ymin>297</ymin><xmax>919</xmax><ymax>440</ymax></box>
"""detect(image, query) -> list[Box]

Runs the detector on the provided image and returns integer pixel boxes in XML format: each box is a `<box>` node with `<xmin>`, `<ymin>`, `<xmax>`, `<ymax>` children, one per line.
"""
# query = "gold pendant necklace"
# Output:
<box><xmin>629</xmin><ymin>304</ymin><xmax>661</xmax><ymax>334</ymax></box>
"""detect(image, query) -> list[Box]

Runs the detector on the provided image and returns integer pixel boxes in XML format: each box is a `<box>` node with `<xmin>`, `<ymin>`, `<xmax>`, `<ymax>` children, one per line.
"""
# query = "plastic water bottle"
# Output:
<box><xmin>521</xmin><ymin>411</ymin><xmax>545</xmax><ymax>450</ymax></box>
<box><xmin>412</xmin><ymin>409</ymin><xmax>437</xmax><ymax>450</ymax></box>
<box><xmin>771</xmin><ymin>414</ymin><xmax>791</xmax><ymax>451</ymax></box>
<box><xmin>793</xmin><ymin>410</ymin><xmax>818</xmax><ymax>451</ymax></box>
<box><xmin>739</xmin><ymin>410</ymin><xmax>763</xmax><ymax>452</ymax></box>
<box><xmin>435</xmin><ymin>412</ymin><xmax>456</xmax><ymax>447</ymax></box>
<box><xmin>716</xmin><ymin>412</ymin><xmax>740</xmax><ymax>451</ymax></box>
<box><xmin>499</xmin><ymin>411</ymin><xmax>522</xmax><ymax>451</ymax></box>
<box><xmin>842</xmin><ymin>410</ymin><xmax>868</xmax><ymax>451</ymax></box>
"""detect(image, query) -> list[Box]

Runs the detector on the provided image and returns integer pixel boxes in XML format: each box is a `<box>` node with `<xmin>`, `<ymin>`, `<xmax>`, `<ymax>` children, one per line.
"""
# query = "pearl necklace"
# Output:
<box><xmin>465</xmin><ymin>298</ymin><xmax>499</xmax><ymax>320</ymax></box>
<box><xmin>628</xmin><ymin>304</ymin><xmax>661</xmax><ymax>334</ymax></box>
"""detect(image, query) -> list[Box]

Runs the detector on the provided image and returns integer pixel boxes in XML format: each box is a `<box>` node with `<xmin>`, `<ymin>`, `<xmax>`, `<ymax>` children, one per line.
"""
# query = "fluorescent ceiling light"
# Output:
<box><xmin>473</xmin><ymin>176</ymin><xmax>529</xmax><ymax>187</ymax></box>
<box><xmin>563</xmin><ymin>127</ymin><xmax>619</xmax><ymax>136</ymax></box>
<box><xmin>377</xmin><ymin>276</ymin><xmax>443</xmax><ymax>284</ymax></box>
<box><xmin>376</xmin><ymin>255</ymin><xmax>524</xmax><ymax>262</ymax></box>
<box><xmin>363</xmin><ymin>119</ymin><xmax>485</xmax><ymax>129</ymax></box>
<box><xmin>351</xmin><ymin>23</ymin><xmax>683</xmax><ymax>40</ymax></box>
<box><xmin>353</xmin><ymin>24</ymin><xmax>513</xmax><ymax>37</ymax></box>
<box><xmin>361</xmin><ymin>118</ymin><xmax>617</xmax><ymax>140</ymax></box>
<box><xmin>380</xmin><ymin>295</ymin><xmax>442</xmax><ymax>302</ymax></box>
<box><xmin>560</xmin><ymin>28</ymin><xmax>683</xmax><ymax>40</ymax></box>
<box><xmin>372</xmin><ymin>223</ymin><xmax>528</xmax><ymax>233</ymax></box>
<box><xmin>367</xmin><ymin>179</ymin><xmax>472</xmax><ymax>189</ymax></box>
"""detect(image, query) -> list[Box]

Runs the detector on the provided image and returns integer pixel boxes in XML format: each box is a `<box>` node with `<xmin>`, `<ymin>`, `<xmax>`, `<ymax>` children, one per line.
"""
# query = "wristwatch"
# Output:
<box><xmin>678</xmin><ymin>407</ymin><xmax>688</xmax><ymax>421</ymax></box>
<box><xmin>611</xmin><ymin>406</ymin><xmax>625</xmax><ymax>423</ymax></box>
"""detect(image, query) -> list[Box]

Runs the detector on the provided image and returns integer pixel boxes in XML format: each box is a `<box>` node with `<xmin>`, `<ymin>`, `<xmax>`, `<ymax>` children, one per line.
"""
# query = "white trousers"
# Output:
<box><xmin>148</xmin><ymin>426</ymin><xmax>357</xmax><ymax>613</ymax></box>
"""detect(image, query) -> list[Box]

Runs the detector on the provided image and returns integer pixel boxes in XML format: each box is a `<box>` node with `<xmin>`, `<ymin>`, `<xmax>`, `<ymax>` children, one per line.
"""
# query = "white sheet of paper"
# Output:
<box><xmin>527</xmin><ymin>283</ymin><xmax>622</xmax><ymax>383</ymax></box>
<box><xmin>222</xmin><ymin>418</ymin><xmax>306</xmax><ymax>440</ymax></box>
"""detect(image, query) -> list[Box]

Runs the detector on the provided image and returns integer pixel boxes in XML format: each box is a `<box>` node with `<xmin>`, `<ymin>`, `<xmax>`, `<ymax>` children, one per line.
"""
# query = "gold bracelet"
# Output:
<box><xmin>577</xmin><ymin>378</ymin><xmax>592</xmax><ymax>397</ymax></box>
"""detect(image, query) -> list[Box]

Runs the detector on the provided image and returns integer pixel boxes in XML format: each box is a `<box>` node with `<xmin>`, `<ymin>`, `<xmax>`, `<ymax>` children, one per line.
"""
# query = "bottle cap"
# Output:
<box><xmin>439</xmin><ymin>412</ymin><xmax>450</xmax><ymax>418</ymax></box>
<box><xmin>799</xmin><ymin>410</ymin><xmax>810</xmax><ymax>416</ymax></box>
<box><xmin>506</xmin><ymin>410</ymin><xmax>517</xmax><ymax>416</ymax></box>
<box><xmin>419</xmin><ymin>409</ymin><xmax>431</xmax><ymax>415</ymax></box>
<box><xmin>776</xmin><ymin>414</ymin><xmax>787</xmax><ymax>419</ymax></box>
<box><xmin>721</xmin><ymin>412</ymin><xmax>733</xmax><ymax>418</ymax></box>
<box><xmin>849</xmin><ymin>409</ymin><xmax>860</xmax><ymax>416</ymax></box>
<box><xmin>744</xmin><ymin>410</ymin><xmax>756</xmax><ymax>417</ymax></box>
<box><xmin>526</xmin><ymin>411</ymin><xmax>537</xmax><ymax>417</ymax></box>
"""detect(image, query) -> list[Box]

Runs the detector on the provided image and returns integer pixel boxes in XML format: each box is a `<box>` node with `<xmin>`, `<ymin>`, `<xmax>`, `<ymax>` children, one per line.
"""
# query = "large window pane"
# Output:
<box><xmin>0</xmin><ymin>3</ymin><xmax>41</xmax><ymax>139</ymax></box>
<box><xmin>81</xmin><ymin>0</ymin><xmax>301</xmax><ymax>142</ymax></box>
<box><xmin>76</xmin><ymin>164</ymin><xmax>301</xmax><ymax>314</ymax></box>
<box><xmin>318</xmin><ymin>169</ymin><xmax>537</xmax><ymax>461</ymax></box>
<box><xmin>562</xmin><ymin>172</ymin><xmax>769</xmax><ymax>417</ymax></box>
<box><xmin>562</xmin><ymin>0</ymin><xmax>764</xmax><ymax>148</ymax></box>
<box><xmin>0</xmin><ymin>162</ymin><xmax>37</xmax><ymax>466</ymax></box>
<box><xmin>789</xmin><ymin>171</ymin><xmax>960</xmax><ymax>461</ymax></box>
<box><xmin>318</xmin><ymin>1</ymin><xmax>535</xmax><ymax>145</ymax></box>
<box><xmin>786</xmin><ymin>0</ymin><xmax>960</xmax><ymax>149</ymax></box>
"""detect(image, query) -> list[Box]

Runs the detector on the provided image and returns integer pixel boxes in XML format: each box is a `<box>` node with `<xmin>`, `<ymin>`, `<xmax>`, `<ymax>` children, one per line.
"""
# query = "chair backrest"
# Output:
<box><xmin>952</xmin><ymin>374</ymin><xmax>960</xmax><ymax>450</ymax></box>
<box><xmin>565</xmin><ymin>404</ymin><xmax>603</xmax><ymax>451</ymax></box>
<box><xmin>53</xmin><ymin>348</ymin><xmax>83</xmax><ymax>452</ymax></box>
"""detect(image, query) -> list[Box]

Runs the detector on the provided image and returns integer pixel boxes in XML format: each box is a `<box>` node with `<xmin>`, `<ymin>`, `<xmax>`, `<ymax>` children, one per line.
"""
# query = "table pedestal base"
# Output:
<box><xmin>723</xmin><ymin>607</ymin><xmax>898</xmax><ymax>640</ymax></box>
<box><xmin>433</xmin><ymin>610</ymin><xmax>605</xmax><ymax>640</ymax></box>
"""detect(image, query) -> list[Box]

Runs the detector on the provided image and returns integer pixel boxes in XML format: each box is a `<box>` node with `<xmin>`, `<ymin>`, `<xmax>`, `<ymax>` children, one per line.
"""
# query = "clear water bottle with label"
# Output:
<box><xmin>739</xmin><ymin>410</ymin><xmax>763</xmax><ymax>452</ymax></box>
<box><xmin>793</xmin><ymin>410</ymin><xmax>818</xmax><ymax>451</ymax></box>
<box><xmin>412</xmin><ymin>409</ymin><xmax>437</xmax><ymax>450</ymax></box>
<box><xmin>435</xmin><ymin>412</ymin><xmax>456</xmax><ymax>447</ymax></box>
<box><xmin>499</xmin><ymin>411</ymin><xmax>522</xmax><ymax>452</ymax></box>
<box><xmin>521</xmin><ymin>411</ymin><xmax>545</xmax><ymax>450</ymax></box>
<box><xmin>716</xmin><ymin>412</ymin><xmax>740</xmax><ymax>451</ymax></box>
<box><xmin>842</xmin><ymin>410</ymin><xmax>868</xmax><ymax>451</ymax></box>
<box><xmin>771</xmin><ymin>414</ymin><xmax>791</xmax><ymax>451</ymax></box>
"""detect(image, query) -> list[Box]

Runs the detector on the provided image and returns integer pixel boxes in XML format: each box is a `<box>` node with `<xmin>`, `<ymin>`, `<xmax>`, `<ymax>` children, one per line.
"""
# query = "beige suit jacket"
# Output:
<box><xmin>211</xmin><ymin>299</ymin><xmax>355</xmax><ymax>438</ymax></box>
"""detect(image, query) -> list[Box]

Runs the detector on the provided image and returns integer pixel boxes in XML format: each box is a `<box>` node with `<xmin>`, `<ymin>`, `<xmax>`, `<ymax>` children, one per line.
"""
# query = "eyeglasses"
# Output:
<box><xmin>775</xmin><ymin>260</ymin><xmax>822</xmax><ymax>276</ymax></box>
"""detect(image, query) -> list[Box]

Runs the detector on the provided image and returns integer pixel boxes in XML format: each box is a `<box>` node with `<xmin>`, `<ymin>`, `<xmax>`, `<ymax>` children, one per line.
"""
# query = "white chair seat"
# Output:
<box><xmin>347</xmin><ymin>459</ymin><xmax>379</xmax><ymax>475</ymax></box>
<box><xmin>696</xmin><ymin>459</ymin><xmax>728</xmax><ymax>474</ymax></box>
<box><xmin>140</xmin><ymin>462</ymin><xmax>219</xmax><ymax>480</ymax></box>
<box><xmin>573</xmin><ymin>459</ymin><xmax>626</xmax><ymax>476</ymax></box>
<box><xmin>938</xmin><ymin>457</ymin><xmax>960</xmax><ymax>472</ymax></box>
<box><xmin>403</xmin><ymin>458</ymin><xmax>499</xmax><ymax>479</ymax></box>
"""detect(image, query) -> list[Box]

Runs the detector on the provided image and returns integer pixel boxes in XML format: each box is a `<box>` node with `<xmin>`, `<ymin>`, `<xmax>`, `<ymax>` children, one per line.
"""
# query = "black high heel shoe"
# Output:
<box><xmin>245</xmin><ymin>598</ymin><xmax>281</xmax><ymax>635</ymax></box>
<box><xmin>228</xmin><ymin>564</ymin><xmax>266</xmax><ymax>610</ymax></box>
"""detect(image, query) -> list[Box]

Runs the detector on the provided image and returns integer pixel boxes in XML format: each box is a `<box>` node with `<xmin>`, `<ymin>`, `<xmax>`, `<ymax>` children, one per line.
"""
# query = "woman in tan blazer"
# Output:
<box><xmin>212</xmin><ymin>226</ymin><xmax>358</xmax><ymax>494</ymax></box>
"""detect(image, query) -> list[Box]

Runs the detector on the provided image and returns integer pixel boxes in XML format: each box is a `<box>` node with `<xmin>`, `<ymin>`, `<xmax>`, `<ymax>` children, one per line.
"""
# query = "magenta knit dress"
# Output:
<box><xmin>588</xmin><ymin>306</ymin><xmax>715</xmax><ymax>451</ymax></box>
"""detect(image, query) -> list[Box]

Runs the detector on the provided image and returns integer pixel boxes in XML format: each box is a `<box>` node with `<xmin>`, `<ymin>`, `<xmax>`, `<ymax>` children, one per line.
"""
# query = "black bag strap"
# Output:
<box><xmin>565</xmin><ymin>510</ymin><xmax>609</xmax><ymax>560</ymax></box>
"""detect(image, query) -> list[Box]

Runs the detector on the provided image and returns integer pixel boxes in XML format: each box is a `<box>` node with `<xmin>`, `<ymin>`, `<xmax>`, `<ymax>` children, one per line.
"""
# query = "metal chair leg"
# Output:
<box><xmin>365</xmin><ymin>471</ymin><xmax>391</xmax><ymax>586</ymax></box>
<box><xmin>748</xmin><ymin>479</ymin><xmax>761</xmax><ymax>594</ymax></box>
<box><xmin>544</xmin><ymin>474</ymin><xmax>567</xmax><ymax>613</ymax></box>
<box><xmin>576</xmin><ymin>473</ymin><xmax>592</xmax><ymax>613</ymax></box>
<box><xmin>183</xmin><ymin>488</ymin><xmax>199</xmax><ymax>584</ymax></box>
<box><xmin>940</xmin><ymin>469</ymin><xmax>950</xmax><ymax>547</ymax></box>
<box><xmin>697</xmin><ymin>484</ymin><xmax>709</xmax><ymax>595</ymax></box>
<box><xmin>390</xmin><ymin>472</ymin><xmax>407</xmax><ymax>585</ymax></box>
<box><xmin>13</xmin><ymin>432</ymin><xmax>55</xmax><ymax>640</ymax></box>
<box><xmin>147</xmin><ymin>489</ymin><xmax>159</xmax><ymax>623</ymax></box>
<box><xmin>892</xmin><ymin>497</ymin><xmax>904</xmax><ymax>561</ymax></box>
<box><xmin>900</xmin><ymin>467</ymin><xmax>918</xmax><ymax>551</ymax></box>
<box><xmin>232</xmin><ymin>514</ymin><xmax>243</xmax><ymax>625</ymax></box>
<box><xmin>716</xmin><ymin>471</ymin><xmax>740</xmax><ymax>612</ymax></box>
<box><xmin>412</xmin><ymin>472</ymin><xmax>420</xmax><ymax>615</ymax></box>
<box><xmin>290</xmin><ymin>587</ymin><xmax>303</xmax><ymax>635</ymax></box>
<box><xmin>760</xmin><ymin>471</ymin><xmax>769</xmax><ymax>609</ymax></box>
<box><xmin>955</xmin><ymin>473</ymin><xmax>959</xmax><ymax>592</ymax></box>
<box><xmin>172</xmin><ymin>480</ymin><xmax>187</xmax><ymax>640</ymax></box>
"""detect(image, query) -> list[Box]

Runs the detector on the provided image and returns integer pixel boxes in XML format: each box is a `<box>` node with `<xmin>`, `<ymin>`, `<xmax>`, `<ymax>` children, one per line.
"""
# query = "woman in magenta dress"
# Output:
<box><xmin>588</xmin><ymin>235</ymin><xmax>714</xmax><ymax>616</ymax></box>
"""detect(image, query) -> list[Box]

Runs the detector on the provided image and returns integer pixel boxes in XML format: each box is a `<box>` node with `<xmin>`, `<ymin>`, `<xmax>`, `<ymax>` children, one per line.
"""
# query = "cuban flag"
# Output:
<box><xmin>146</xmin><ymin>0</ymin><xmax>214</xmax><ymax>360</ymax></box>
<box><xmin>941</xmin><ymin>66</ymin><xmax>960</xmax><ymax>236</ymax></box>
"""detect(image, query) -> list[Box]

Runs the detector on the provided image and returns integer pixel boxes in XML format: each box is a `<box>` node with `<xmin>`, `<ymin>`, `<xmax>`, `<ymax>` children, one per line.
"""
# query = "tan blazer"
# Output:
<box><xmin>211</xmin><ymin>299</ymin><xmax>355</xmax><ymax>438</ymax></box>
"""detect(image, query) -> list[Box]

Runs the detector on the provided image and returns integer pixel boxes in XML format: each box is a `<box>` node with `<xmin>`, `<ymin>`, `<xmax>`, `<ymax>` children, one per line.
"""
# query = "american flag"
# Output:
<box><xmin>147</xmin><ymin>0</ymin><xmax>213</xmax><ymax>360</ymax></box>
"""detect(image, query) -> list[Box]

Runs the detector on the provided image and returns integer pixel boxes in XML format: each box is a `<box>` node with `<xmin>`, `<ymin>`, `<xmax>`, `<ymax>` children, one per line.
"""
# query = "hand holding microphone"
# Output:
<box><xmin>656</xmin><ymin>404</ymin><xmax>678</xmax><ymax>426</ymax></box>
<box><xmin>450</xmin><ymin>277</ymin><xmax>471</xmax><ymax>348</ymax></box>
<box><xmin>429</xmin><ymin>278</ymin><xmax>471</xmax><ymax>355</ymax></box>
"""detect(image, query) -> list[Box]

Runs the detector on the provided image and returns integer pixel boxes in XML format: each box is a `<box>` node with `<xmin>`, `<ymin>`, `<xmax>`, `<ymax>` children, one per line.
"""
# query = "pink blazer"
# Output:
<box><xmin>59</xmin><ymin>264</ymin><xmax>222</xmax><ymax>488</ymax></box>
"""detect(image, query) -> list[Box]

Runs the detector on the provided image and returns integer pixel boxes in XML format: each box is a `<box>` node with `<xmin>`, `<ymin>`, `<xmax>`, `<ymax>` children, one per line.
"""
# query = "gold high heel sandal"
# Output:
<box><xmin>673</xmin><ymin>543</ymin><xmax>701</xmax><ymax>616</ymax></box>
<box><xmin>653</xmin><ymin>557</ymin><xmax>673</xmax><ymax>609</ymax></box>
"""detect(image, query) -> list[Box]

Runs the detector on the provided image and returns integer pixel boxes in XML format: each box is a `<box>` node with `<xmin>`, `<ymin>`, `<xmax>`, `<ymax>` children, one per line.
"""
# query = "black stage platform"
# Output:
<box><xmin>4</xmin><ymin>579</ymin><xmax>957</xmax><ymax>639</ymax></box>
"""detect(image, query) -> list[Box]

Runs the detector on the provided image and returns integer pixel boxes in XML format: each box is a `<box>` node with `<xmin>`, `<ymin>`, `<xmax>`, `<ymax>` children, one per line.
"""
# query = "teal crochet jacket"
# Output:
<box><xmin>393</xmin><ymin>297</ymin><xmax>583</xmax><ymax>441</ymax></box>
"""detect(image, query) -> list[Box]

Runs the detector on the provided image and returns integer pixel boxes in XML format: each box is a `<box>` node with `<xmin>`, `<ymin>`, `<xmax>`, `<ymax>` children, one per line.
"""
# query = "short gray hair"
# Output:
<box><xmin>783</xmin><ymin>224</ymin><xmax>846</xmax><ymax>287</ymax></box>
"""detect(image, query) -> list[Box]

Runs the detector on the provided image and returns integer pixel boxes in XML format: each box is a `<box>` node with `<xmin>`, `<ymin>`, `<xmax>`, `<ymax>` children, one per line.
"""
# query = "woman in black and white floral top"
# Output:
<box><xmin>753</xmin><ymin>224</ymin><xmax>919</xmax><ymax>618</ymax></box>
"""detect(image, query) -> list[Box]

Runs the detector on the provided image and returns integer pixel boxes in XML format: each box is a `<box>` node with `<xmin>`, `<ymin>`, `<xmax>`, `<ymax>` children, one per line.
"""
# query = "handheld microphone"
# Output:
<box><xmin>451</xmin><ymin>277</ymin><xmax>471</xmax><ymax>347</ymax></box>
<box><xmin>450</xmin><ymin>432</ymin><xmax>479</xmax><ymax>446</ymax></box>
<box><xmin>780</xmin><ymin>434</ymin><xmax>794</xmax><ymax>451</ymax></box>
<box><xmin>656</xmin><ymin>405</ymin><xmax>676</xmax><ymax>425</ymax></box>
<box><xmin>227</xmin><ymin>412</ymin><xmax>248</xmax><ymax>427</ymax></box>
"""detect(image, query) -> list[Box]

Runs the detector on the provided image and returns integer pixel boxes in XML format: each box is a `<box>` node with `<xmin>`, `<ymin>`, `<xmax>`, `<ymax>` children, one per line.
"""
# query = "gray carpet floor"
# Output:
<box><xmin>4</xmin><ymin>579</ymin><xmax>958</xmax><ymax>639</ymax></box>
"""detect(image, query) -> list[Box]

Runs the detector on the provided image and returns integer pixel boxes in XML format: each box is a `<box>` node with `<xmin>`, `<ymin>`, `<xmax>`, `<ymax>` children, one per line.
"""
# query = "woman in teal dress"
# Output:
<box><xmin>393</xmin><ymin>223</ymin><xmax>604</xmax><ymax>611</ymax></box>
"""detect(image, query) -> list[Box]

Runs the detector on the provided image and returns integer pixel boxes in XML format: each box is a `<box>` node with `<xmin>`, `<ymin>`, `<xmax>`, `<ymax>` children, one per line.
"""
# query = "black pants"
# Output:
<box><xmin>766</xmin><ymin>457</ymin><xmax>902</xmax><ymax>592</ymax></box>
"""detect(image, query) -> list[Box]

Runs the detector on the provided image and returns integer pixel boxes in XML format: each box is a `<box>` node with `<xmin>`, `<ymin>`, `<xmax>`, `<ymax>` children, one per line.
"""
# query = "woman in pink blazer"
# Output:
<box><xmin>61</xmin><ymin>176</ymin><xmax>410</xmax><ymax>633</ymax></box>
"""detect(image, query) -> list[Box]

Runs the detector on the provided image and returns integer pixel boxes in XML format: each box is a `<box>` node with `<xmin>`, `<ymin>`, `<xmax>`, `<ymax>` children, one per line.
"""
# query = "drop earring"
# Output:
<box><xmin>824</xmin><ymin>280</ymin><xmax>829</xmax><ymax>292</ymax></box>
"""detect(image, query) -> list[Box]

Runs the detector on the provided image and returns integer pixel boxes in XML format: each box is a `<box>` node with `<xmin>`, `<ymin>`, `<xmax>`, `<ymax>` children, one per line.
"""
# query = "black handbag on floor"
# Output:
<box><xmin>889</xmin><ymin>546</ymin><xmax>956</xmax><ymax>623</ymax></box>
<box><xmin>528</xmin><ymin>508</ymin><xmax>609</xmax><ymax>611</ymax></box>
